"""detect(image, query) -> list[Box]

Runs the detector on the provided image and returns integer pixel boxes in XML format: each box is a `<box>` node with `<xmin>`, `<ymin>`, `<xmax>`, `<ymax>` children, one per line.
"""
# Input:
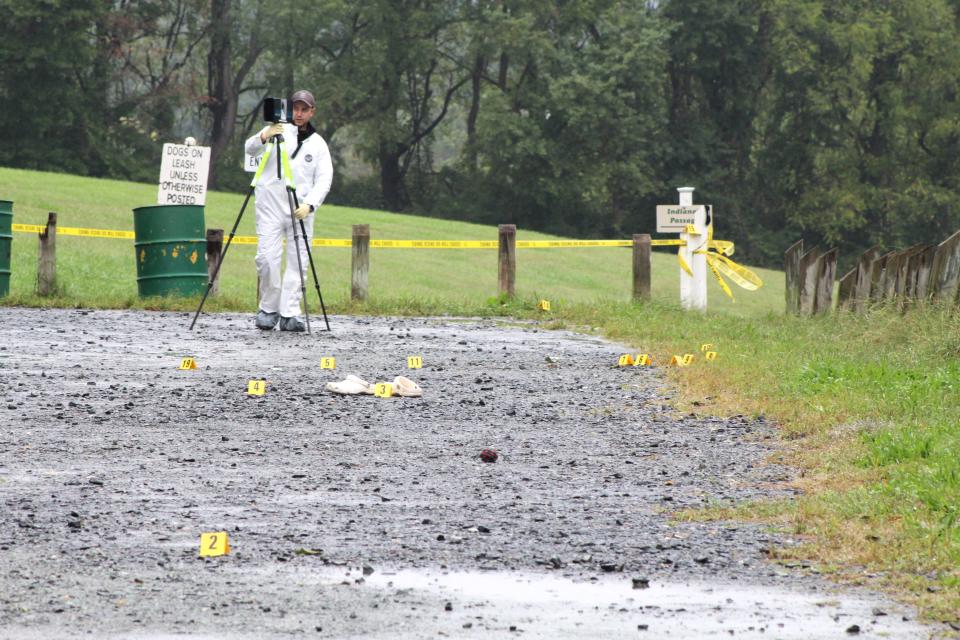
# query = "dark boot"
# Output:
<box><xmin>255</xmin><ymin>310</ymin><xmax>280</xmax><ymax>330</ymax></box>
<box><xmin>279</xmin><ymin>316</ymin><xmax>305</xmax><ymax>332</ymax></box>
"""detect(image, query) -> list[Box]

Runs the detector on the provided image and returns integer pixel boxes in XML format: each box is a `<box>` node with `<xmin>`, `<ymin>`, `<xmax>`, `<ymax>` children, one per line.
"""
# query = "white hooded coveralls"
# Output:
<box><xmin>244</xmin><ymin>123</ymin><xmax>333</xmax><ymax>318</ymax></box>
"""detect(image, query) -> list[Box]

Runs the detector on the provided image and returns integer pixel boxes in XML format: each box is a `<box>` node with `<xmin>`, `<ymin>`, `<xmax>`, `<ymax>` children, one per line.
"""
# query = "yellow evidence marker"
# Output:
<box><xmin>179</xmin><ymin>357</ymin><xmax>197</xmax><ymax>370</ymax></box>
<box><xmin>669</xmin><ymin>355</ymin><xmax>685</xmax><ymax>367</ymax></box>
<box><xmin>320</xmin><ymin>357</ymin><xmax>336</xmax><ymax>369</ymax></box>
<box><xmin>247</xmin><ymin>380</ymin><xmax>266</xmax><ymax>396</ymax></box>
<box><xmin>705</xmin><ymin>351</ymin><xmax>718</xmax><ymax>361</ymax></box>
<box><xmin>700</xmin><ymin>343</ymin><xmax>714</xmax><ymax>352</ymax></box>
<box><xmin>682</xmin><ymin>354</ymin><xmax>695</xmax><ymax>366</ymax></box>
<box><xmin>407</xmin><ymin>356</ymin><xmax>423</xmax><ymax>369</ymax></box>
<box><xmin>537</xmin><ymin>299</ymin><xmax>551</xmax><ymax>311</ymax></box>
<box><xmin>374</xmin><ymin>383</ymin><xmax>394</xmax><ymax>398</ymax></box>
<box><xmin>633</xmin><ymin>354</ymin><xmax>652</xmax><ymax>366</ymax></box>
<box><xmin>618</xmin><ymin>354</ymin><xmax>635</xmax><ymax>367</ymax></box>
<box><xmin>199</xmin><ymin>531</ymin><xmax>230</xmax><ymax>557</ymax></box>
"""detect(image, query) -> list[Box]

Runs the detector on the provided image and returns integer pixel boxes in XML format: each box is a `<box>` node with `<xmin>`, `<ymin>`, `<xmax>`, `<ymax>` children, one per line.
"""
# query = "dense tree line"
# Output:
<box><xmin>2</xmin><ymin>0</ymin><xmax>958</xmax><ymax>268</ymax></box>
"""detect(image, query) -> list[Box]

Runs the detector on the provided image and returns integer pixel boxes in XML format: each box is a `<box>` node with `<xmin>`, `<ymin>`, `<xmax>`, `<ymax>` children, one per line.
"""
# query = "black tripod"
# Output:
<box><xmin>190</xmin><ymin>130</ymin><xmax>331</xmax><ymax>332</ymax></box>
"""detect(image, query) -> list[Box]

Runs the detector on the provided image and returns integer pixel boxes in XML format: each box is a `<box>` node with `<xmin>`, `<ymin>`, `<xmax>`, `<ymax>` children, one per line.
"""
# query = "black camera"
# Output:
<box><xmin>263</xmin><ymin>97</ymin><xmax>291</xmax><ymax>123</ymax></box>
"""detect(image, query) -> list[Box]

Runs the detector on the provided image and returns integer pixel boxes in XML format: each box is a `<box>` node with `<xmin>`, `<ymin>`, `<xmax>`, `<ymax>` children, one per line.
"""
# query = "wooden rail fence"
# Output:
<box><xmin>785</xmin><ymin>230</ymin><xmax>960</xmax><ymax>315</ymax></box>
<box><xmin>19</xmin><ymin>220</ymin><xmax>658</xmax><ymax>304</ymax></box>
<box><xmin>344</xmin><ymin>224</ymin><xmax>652</xmax><ymax>303</ymax></box>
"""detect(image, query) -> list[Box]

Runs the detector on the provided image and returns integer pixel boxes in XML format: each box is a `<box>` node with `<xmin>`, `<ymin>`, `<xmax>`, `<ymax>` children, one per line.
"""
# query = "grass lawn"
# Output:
<box><xmin>1</xmin><ymin>167</ymin><xmax>780</xmax><ymax>316</ymax></box>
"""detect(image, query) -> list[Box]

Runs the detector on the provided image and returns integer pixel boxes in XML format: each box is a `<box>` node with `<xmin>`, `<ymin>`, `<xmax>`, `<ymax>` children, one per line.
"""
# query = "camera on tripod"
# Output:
<box><xmin>263</xmin><ymin>97</ymin><xmax>291</xmax><ymax>123</ymax></box>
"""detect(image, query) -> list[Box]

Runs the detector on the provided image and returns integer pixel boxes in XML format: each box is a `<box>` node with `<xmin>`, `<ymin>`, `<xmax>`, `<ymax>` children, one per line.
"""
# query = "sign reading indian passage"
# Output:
<box><xmin>656</xmin><ymin>205</ymin><xmax>705</xmax><ymax>233</ymax></box>
<box><xmin>157</xmin><ymin>143</ymin><xmax>211</xmax><ymax>205</ymax></box>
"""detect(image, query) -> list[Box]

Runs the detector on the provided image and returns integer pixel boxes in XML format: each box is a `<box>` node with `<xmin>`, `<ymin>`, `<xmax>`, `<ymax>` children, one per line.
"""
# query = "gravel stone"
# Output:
<box><xmin>0</xmin><ymin>309</ymin><xmax>935</xmax><ymax>639</ymax></box>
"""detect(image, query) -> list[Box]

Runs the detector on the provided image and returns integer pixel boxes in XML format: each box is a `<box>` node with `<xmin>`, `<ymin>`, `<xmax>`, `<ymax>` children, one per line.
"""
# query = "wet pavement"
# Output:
<box><xmin>0</xmin><ymin>308</ymin><xmax>936</xmax><ymax>638</ymax></box>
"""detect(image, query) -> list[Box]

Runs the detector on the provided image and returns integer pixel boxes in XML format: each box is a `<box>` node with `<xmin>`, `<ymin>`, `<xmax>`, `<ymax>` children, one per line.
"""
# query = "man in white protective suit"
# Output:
<box><xmin>244</xmin><ymin>89</ymin><xmax>333</xmax><ymax>332</ymax></box>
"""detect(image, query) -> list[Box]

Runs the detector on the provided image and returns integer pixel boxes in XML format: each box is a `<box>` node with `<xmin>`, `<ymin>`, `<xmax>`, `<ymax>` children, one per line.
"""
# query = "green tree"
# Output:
<box><xmin>659</xmin><ymin>0</ymin><xmax>776</xmax><ymax>259</ymax></box>
<box><xmin>0</xmin><ymin>0</ymin><xmax>103</xmax><ymax>173</ymax></box>
<box><xmin>297</xmin><ymin>0</ymin><xmax>469</xmax><ymax>210</ymax></box>
<box><xmin>463</xmin><ymin>1</ymin><xmax>670</xmax><ymax>236</ymax></box>
<box><xmin>0</xmin><ymin>0</ymin><xmax>209</xmax><ymax>181</ymax></box>
<box><xmin>756</xmin><ymin>0</ymin><xmax>960</xmax><ymax>266</ymax></box>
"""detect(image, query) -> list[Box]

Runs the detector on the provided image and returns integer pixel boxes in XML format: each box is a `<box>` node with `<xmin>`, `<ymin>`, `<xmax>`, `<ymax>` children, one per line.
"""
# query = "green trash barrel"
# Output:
<box><xmin>0</xmin><ymin>200</ymin><xmax>11</xmax><ymax>297</ymax></box>
<box><xmin>133</xmin><ymin>204</ymin><xmax>208</xmax><ymax>297</ymax></box>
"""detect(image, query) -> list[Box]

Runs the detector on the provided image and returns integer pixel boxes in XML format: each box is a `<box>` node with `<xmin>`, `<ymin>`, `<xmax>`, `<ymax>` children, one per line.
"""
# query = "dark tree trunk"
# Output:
<box><xmin>379</xmin><ymin>142</ymin><xmax>407</xmax><ymax>211</ymax></box>
<box><xmin>466</xmin><ymin>53</ymin><xmax>484</xmax><ymax>171</ymax></box>
<box><xmin>206</xmin><ymin>0</ymin><xmax>235</xmax><ymax>189</ymax></box>
<box><xmin>498</xmin><ymin>52</ymin><xmax>509</xmax><ymax>89</ymax></box>
<box><xmin>205</xmin><ymin>0</ymin><xmax>262</xmax><ymax>189</ymax></box>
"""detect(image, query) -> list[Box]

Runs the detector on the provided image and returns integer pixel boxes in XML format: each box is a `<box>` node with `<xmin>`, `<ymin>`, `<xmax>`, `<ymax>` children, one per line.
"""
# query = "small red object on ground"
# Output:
<box><xmin>479</xmin><ymin>448</ymin><xmax>498</xmax><ymax>463</ymax></box>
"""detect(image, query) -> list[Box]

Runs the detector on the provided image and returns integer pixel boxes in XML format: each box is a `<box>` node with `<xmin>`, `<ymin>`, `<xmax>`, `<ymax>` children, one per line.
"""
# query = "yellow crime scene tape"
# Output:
<box><xmin>11</xmin><ymin>226</ymin><xmax>672</xmax><ymax>250</ymax></box>
<box><xmin>11</xmin><ymin>222</ymin><xmax>762</xmax><ymax>297</ymax></box>
<box><xmin>13</xmin><ymin>223</ymin><xmax>136</xmax><ymax>240</ymax></box>
<box><xmin>670</xmin><ymin>223</ymin><xmax>762</xmax><ymax>300</ymax></box>
<box><xmin>13</xmin><ymin>223</ymin><xmax>345</xmax><ymax>247</ymax></box>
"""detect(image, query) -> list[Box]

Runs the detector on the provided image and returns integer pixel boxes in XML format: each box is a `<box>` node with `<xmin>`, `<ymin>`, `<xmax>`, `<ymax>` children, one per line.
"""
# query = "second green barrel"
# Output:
<box><xmin>133</xmin><ymin>204</ymin><xmax>208</xmax><ymax>297</ymax></box>
<box><xmin>0</xmin><ymin>200</ymin><xmax>12</xmax><ymax>297</ymax></box>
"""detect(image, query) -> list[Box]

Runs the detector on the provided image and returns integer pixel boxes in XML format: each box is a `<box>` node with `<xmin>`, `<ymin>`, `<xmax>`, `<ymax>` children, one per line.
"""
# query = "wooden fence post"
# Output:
<box><xmin>852</xmin><ymin>246</ymin><xmax>880</xmax><ymax>312</ymax></box>
<box><xmin>929</xmin><ymin>230</ymin><xmax>960</xmax><ymax>303</ymax></box>
<box><xmin>498</xmin><ymin>224</ymin><xmax>516</xmax><ymax>298</ymax></box>
<box><xmin>205</xmin><ymin>228</ymin><xmax>223</xmax><ymax>297</ymax></box>
<box><xmin>869</xmin><ymin>252</ymin><xmax>893</xmax><ymax>302</ymax></box>
<box><xmin>784</xmin><ymin>240</ymin><xmax>803</xmax><ymax>314</ymax></box>
<box><xmin>883</xmin><ymin>249</ymin><xmax>907</xmax><ymax>301</ymax></box>
<box><xmin>798</xmin><ymin>246</ymin><xmax>821</xmax><ymax>316</ymax></box>
<box><xmin>909</xmin><ymin>245</ymin><xmax>936</xmax><ymax>300</ymax></box>
<box><xmin>814</xmin><ymin>248</ymin><xmax>837</xmax><ymax>314</ymax></box>
<box><xmin>894</xmin><ymin>244</ymin><xmax>924</xmax><ymax>299</ymax></box>
<box><xmin>351</xmin><ymin>224</ymin><xmax>370</xmax><ymax>302</ymax></box>
<box><xmin>632</xmin><ymin>233</ymin><xmax>651</xmax><ymax>301</ymax></box>
<box><xmin>36</xmin><ymin>212</ymin><xmax>57</xmax><ymax>296</ymax></box>
<box><xmin>837</xmin><ymin>267</ymin><xmax>856</xmax><ymax>311</ymax></box>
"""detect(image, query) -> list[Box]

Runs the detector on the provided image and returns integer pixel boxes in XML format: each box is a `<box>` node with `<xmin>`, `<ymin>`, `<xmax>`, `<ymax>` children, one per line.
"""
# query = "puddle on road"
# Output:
<box><xmin>349</xmin><ymin>567</ymin><xmax>925</xmax><ymax>639</ymax></box>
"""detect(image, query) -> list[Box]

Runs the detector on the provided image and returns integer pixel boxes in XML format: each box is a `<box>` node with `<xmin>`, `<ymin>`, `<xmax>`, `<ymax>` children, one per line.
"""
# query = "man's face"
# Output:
<box><xmin>292</xmin><ymin>101</ymin><xmax>315</xmax><ymax>128</ymax></box>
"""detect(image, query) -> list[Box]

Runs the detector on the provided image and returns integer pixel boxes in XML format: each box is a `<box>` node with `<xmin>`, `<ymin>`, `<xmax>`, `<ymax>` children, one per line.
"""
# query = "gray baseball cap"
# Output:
<box><xmin>290</xmin><ymin>90</ymin><xmax>315</xmax><ymax>108</ymax></box>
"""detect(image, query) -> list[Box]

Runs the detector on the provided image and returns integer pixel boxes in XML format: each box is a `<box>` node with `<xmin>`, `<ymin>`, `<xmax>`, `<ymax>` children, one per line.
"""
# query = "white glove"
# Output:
<box><xmin>260</xmin><ymin>123</ymin><xmax>284</xmax><ymax>142</ymax></box>
<box><xmin>294</xmin><ymin>203</ymin><xmax>313</xmax><ymax>220</ymax></box>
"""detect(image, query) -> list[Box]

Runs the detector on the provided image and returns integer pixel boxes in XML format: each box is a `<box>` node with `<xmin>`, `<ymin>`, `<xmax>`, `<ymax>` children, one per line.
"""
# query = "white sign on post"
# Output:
<box><xmin>157</xmin><ymin>143</ymin><xmax>211</xmax><ymax>205</ymax></box>
<box><xmin>657</xmin><ymin>187</ymin><xmax>709</xmax><ymax>311</ymax></box>
<box><xmin>244</xmin><ymin>153</ymin><xmax>261</xmax><ymax>173</ymax></box>
<box><xmin>656</xmin><ymin>205</ymin><xmax>705</xmax><ymax>233</ymax></box>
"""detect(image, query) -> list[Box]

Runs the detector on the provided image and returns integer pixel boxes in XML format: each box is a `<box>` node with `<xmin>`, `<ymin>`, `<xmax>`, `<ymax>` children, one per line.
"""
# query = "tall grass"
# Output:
<box><xmin>609</xmin><ymin>300</ymin><xmax>960</xmax><ymax>624</ymax></box>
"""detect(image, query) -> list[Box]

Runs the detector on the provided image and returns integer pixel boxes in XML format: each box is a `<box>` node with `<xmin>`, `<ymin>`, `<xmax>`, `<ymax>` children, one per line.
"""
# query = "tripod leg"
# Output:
<box><xmin>286</xmin><ymin>189</ymin><xmax>312</xmax><ymax>334</ymax></box>
<box><xmin>289</xmin><ymin>192</ymin><xmax>331</xmax><ymax>331</ymax></box>
<box><xmin>189</xmin><ymin>186</ymin><xmax>255</xmax><ymax>330</ymax></box>
<box><xmin>298</xmin><ymin>218</ymin><xmax>331</xmax><ymax>331</ymax></box>
<box><xmin>191</xmin><ymin>138</ymin><xmax>277</xmax><ymax>330</ymax></box>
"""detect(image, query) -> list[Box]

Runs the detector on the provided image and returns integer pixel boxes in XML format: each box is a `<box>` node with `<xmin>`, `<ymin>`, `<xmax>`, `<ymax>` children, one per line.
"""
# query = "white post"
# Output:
<box><xmin>678</xmin><ymin>187</ymin><xmax>707</xmax><ymax>311</ymax></box>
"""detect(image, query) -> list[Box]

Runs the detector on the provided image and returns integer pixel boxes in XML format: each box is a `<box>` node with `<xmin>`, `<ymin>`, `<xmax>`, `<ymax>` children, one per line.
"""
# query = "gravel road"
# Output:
<box><xmin>0</xmin><ymin>308</ymin><xmax>935</xmax><ymax>638</ymax></box>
